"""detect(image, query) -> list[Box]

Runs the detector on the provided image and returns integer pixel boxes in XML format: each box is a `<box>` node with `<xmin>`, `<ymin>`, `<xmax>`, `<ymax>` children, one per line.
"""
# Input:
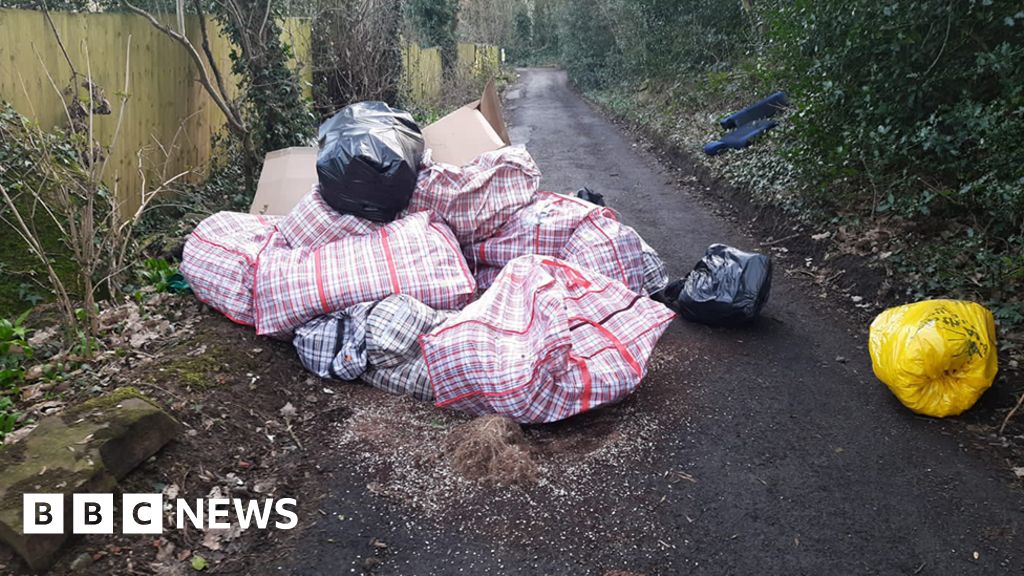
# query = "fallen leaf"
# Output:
<box><xmin>253</xmin><ymin>477</ymin><xmax>276</xmax><ymax>494</ymax></box>
<box><xmin>200</xmin><ymin>499</ymin><xmax>242</xmax><ymax>552</ymax></box>
<box><xmin>155</xmin><ymin>539</ymin><xmax>176</xmax><ymax>563</ymax></box>
<box><xmin>163</xmin><ymin>483</ymin><xmax>180</xmax><ymax>500</ymax></box>
<box><xmin>3</xmin><ymin>424</ymin><xmax>36</xmax><ymax>445</ymax></box>
<box><xmin>191</xmin><ymin>554</ymin><xmax>208</xmax><ymax>571</ymax></box>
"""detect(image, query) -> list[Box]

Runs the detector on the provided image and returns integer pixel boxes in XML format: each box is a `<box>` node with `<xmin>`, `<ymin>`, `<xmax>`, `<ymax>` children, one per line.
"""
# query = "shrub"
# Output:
<box><xmin>763</xmin><ymin>1</ymin><xmax>1024</xmax><ymax>218</ymax></box>
<box><xmin>0</xmin><ymin>310</ymin><xmax>31</xmax><ymax>393</ymax></box>
<box><xmin>405</xmin><ymin>0</ymin><xmax>460</xmax><ymax>74</ymax></box>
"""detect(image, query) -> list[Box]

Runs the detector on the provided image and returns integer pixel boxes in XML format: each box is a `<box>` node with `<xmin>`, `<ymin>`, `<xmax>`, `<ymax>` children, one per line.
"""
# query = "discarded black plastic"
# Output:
<box><xmin>661</xmin><ymin>244</ymin><xmax>772</xmax><ymax>325</ymax></box>
<box><xmin>316</xmin><ymin>102</ymin><xmax>424</xmax><ymax>222</ymax></box>
<box><xmin>576</xmin><ymin>187</ymin><xmax>606</xmax><ymax>206</ymax></box>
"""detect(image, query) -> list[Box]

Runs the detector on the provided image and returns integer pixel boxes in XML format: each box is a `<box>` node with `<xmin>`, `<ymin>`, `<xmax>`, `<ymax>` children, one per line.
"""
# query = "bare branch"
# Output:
<box><xmin>97</xmin><ymin>34</ymin><xmax>132</xmax><ymax>188</ymax></box>
<box><xmin>192</xmin><ymin>0</ymin><xmax>242</xmax><ymax>123</ymax></box>
<box><xmin>260</xmin><ymin>0</ymin><xmax>273</xmax><ymax>42</ymax></box>
<box><xmin>30</xmin><ymin>42</ymin><xmax>77</xmax><ymax>139</ymax></box>
<box><xmin>176</xmin><ymin>0</ymin><xmax>186</xmax><ymax>34</ymax></box>
<box><xmin>122</xmin><ymin>0</ymin><xmax>247</xmax><ymax>136</ymax></box>
<box><xmin>40</xmin><ymin>0</ymin><xmax>79</xmax><ymax>81</ymax></box>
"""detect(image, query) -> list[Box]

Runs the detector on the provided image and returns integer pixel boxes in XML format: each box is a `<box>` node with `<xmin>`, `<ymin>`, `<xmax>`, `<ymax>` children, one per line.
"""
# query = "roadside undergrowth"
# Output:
<box><xmin>585</xmin><ymin>74</ymin><xmax>1024</xmax><ymax>436</ymax></box>
<box><xmin>589</xmin><ymin>76</ymin><xmax>1023</xmax><ymax>358</ymax></box>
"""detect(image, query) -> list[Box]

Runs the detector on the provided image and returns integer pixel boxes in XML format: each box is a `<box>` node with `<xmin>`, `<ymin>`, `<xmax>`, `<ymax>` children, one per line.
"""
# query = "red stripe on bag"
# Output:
<box><xmin>314</xmin><ymin>247</ymin><xmax>330</xmax><ymax>313</ymax></box>
<box><xmin>580</xmin><ymin>317</ymin><xmax>676</xmax><ymax>361</ymax></box>
<box><xmin>380</xmin><ymin>228</ymin><xmax>401</xmax><ymax>294</ymax></box>
<box><xmin>190</xmin><ymin>232</ymin><xmax>255</xmax><ymax>266</ymax></box>
<box><xmin>570</xmin><ymin>353</ymin><xmax>592</xmax><ymax>412</ymax></box>
<box><xmin>541</xmin><ymin>259</ymin><xmax>591</xmax><ymax>289</ymax></box>
<box><xmin>431</xmin><ymin>222</ymin><xmax>476</xmax><ymax>293</ymax></box>
<box><xmin>586</xmin><ymin>213</ymin><xmax>629</xmax><ymax>285</ymax></box>
<box><xmin>569</xmin><ymin>316</ymin><xmax>643</xmax><ymax>378</ymax></box>
<box><xmin>430</xmin><ymin>343</ymin><xmax>567</xmax><ymax>407</ymax></box>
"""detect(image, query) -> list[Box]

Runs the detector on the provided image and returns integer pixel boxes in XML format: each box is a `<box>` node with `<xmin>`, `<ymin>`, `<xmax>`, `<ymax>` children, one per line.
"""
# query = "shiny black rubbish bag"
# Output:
<box><xmin>315</xmin><ymin>102</ymin><xmax>424</xmax><ymax>222</ymax></box>
<box><xmin>660</xmin><ymin>244</ymin><xmax>772</xmax><ymax>325</ymax></box>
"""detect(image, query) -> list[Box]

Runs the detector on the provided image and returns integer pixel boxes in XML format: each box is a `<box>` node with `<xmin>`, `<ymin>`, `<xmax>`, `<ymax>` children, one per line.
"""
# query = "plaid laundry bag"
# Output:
<box><xmin>409</xmin><ymin>146</ymin><xmax>541</xmax><ymax>245</ymax></box>
<box><xmin>463</xmin><ymin>191</ymin><xmax>601</xmax><ymax>270</ymax></box>
<box><xmin>362</xmin><ymin>294</ymin><xmax>454</xmax><ymax>401</ymax></box>
<box><xmin>292</xmin><ymin>302</ymin><xmax>374</xmax><ymax>380</ymax></box>
<box><xmin>181</xmin><ymin>212</ymin><xmax>282</xmax><ymax>326</ymax></box>
<box><xmin>465</xmin><ymin>191</ymin><xmax>653</xmax><ymax>294</ymax></box>
<box><xmin>559</xmin><ymin>213</ymin><xmax>647</xmax><ymax>294</ymax></box>
<box><xmin>639</xmin><ymin>237</ymin><xmax>670</xmax><ymax>295</ymax></box>
<box><xmin>254</xmin><ymin>211</ymin><xmax>475</xmax><ymax>336</ymax></box>
<box><xmin>277</xmin><ymin>185</ymin><xmax>381</xmax><ymax>249</ymax></box>
<box><xmin>421</xmin><ymin>255</ymin><xmax>676</xmax><ymax>423</ymax></box>
<box><xmin>292</xmin><ymin>295</ymin><xmax>452</xmax><ymax>400</ymax></box>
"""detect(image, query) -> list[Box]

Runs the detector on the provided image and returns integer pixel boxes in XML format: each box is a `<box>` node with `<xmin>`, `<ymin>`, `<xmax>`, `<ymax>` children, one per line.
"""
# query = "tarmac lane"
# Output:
<box><xmin>285</xmin><ymin>68</ymin><xmax>1024</xmax><ymax>576</ymax></box>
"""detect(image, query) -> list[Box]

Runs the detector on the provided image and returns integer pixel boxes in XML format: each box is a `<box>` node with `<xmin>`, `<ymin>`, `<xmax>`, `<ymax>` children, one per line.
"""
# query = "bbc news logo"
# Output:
<box><xmin>23</xmin><ymin>494</ymin><xmax>297</xmax><ymax>534</ymax></box>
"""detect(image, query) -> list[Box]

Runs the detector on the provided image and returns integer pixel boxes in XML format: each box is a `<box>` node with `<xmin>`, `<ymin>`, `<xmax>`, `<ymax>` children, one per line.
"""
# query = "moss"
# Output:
<box><xmin>78</xmin><ymin>386</ymin><xmax>148</xmax><ymax>412</ymax></box>
<box><xmin>0</xmin><ymin>206</ymin><xmax>80</xmax><ymax>319</ymax></box>
<box><xmin>0</xmin><ymin>103</ymin><xmax>84</xmax><ymax>319</ymax></box>
<box><xmin>157</xmin><ymin>343</ymin><xmax>230</xmax><ymax>389</ymax></box>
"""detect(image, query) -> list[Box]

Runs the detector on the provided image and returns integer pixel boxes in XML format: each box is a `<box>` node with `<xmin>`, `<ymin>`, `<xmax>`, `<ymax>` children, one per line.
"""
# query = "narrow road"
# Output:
<box><xmin>287</xmin><ymin>68</ymin><xmax>1024</xmax><ymax>575</ymax></box>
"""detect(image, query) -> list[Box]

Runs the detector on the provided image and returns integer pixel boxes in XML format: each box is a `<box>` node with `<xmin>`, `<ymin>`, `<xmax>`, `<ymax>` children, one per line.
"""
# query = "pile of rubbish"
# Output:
<box><xmin>182</xmin><ymin>87</ymin><xmax>774</xmax><ymax>424</ymax></box>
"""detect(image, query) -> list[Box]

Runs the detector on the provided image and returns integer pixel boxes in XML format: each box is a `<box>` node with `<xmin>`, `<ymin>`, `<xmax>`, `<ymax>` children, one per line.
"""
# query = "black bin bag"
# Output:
<box><xmin>316</xmin><ymin>102</ymin><xmax>425</xmax><ymax>222</ymax></box>
<box><xmin>661</xmin><ymin>244</ymin><xmax>772</xmax><ymax>325</ymax></box>
<box><xmin>576</xmin><ymin>187</ymin><xmax>606</xmax><ymax>206</ymax></box>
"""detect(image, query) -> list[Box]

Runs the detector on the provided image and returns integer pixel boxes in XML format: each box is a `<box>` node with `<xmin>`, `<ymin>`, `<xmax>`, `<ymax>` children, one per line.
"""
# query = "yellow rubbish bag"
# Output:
<box><xmin>869</xmin><ymin>299</ymin><xmax>998</xmax><ymax>418</ymax></box>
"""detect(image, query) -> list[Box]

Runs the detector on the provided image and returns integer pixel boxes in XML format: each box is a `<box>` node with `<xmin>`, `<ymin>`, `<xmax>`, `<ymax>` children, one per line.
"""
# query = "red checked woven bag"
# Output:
<box><xmin>181</xmin><ymin>212</ymin><xmax>282</xmax><ymax>327</ymax></box>
<box><xmin>254</xmin><ymin>211</ymin><xmax>476</xmax><ymax>336</ymax></box>
<box><xmin>421</xmin><ymin>255</ymin><xmax>675</xmax><ymax>423</ymax></box>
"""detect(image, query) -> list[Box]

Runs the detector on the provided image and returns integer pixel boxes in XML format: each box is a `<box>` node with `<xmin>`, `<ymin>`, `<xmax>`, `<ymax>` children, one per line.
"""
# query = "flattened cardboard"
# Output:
<box><xmin>249</xmin><ymin>146</ymin><xmax>317</xmax><ymax>216</ymax></box>
<box><xmin>477</xmin><ymin>79</ymin><xmax>510</xmax><ymax>144</ymax></box>
<box><xmin>422</xmin><ymin>79</ymin><xmax>510</xmax><ymax>167</ymax></box>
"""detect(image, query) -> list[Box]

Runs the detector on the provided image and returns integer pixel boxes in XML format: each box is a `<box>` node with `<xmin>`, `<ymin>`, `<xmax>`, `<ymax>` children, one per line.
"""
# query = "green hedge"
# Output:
<box><xmin>550</xmin><ymin>0</ymin><xmax>1024</xmax><ymax>322</ymax></box>
<box><xmin>553</xmin><ymin>0</ymin><xmax>1023</xmax><ymax>224</ymax></box>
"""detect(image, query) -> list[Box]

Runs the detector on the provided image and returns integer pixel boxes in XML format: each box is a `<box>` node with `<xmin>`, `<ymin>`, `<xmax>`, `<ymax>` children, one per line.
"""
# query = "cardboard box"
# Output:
<box><xmin>249</xmin><ymin>146</ymin><xmax>318</xmax><ymax>216</ymax></box>
<box><xmin>421</xmin><ymin>79</ymin><xmax>511</xmax><ymax>167</ymax></box>
<box><xmin>248</xmin><ymin>81</ymin><xmax>510</xmax><ymax>215</ymax></box>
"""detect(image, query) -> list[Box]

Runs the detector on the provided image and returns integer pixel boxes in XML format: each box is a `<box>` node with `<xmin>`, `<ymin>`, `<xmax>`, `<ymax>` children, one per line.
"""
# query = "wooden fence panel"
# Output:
<box><xmin>0</xmin><ymin>9</ymin><xmax>312</xmax><ymax>213</ymax></box>
<box><xmin>0</xmin><ymin>9</ymin><xmax>495</xmax><ymax>213</ymax></box>
<box><xmin>401</xmin><ymin>42</ymin><xmax>442</xmax><ymax>107</ymax></box>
